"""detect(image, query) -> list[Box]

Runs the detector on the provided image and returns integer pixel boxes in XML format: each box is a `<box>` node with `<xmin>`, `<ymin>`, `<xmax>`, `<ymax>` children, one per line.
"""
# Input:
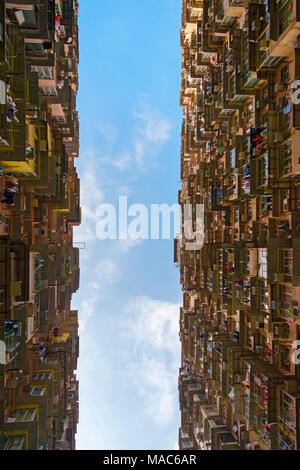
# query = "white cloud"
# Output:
<box><xmin>134</xmin><ymin>109</ymin><xmax>172</xmax><ymax>144</ymax></box>
<box><xmin>98</xmin><ymin>105</ymin><xmax>171</xmax><ymax>172</ymax></box>
<box><xmin>122</xmin><ymin>296</ymin><xmax>180</xmax><ymax>427</ymax></box>
<box><xmin>74</xmin><ymin>160</ymin><xmax>105</xmax><ymax>243</ymax></box>
<box><xmin>113</xmin><ymin>152</ymin><xmax>132</xmax><ymax>171</ymax></box>
<box><xmin>100</xmin><ymin>152</ymin><xmax>132</xmax><ymax>171</ymax></box>
<box><xmin>74</xmin><ymin>205</ymin><xmax>98</xmax><ymax>244</ymax></box>
<box><xmin>115</xmin><ymin>238</ymin><xmax>143</xmax><ymax>253</ymax></box>
<box><xmin>80</xmin><ymin>169</ymin><xmax>104</xmax><ymax>208</ymax></box>
<box><xmin>97</xmin><ymin>122</ymin><xmax>118</xmax><ymax>142</ymax></box>
<box><xmin>116</xmin><ymin>185</ymin><xmax>130</xmax><ymax>196</ymax></box>
<box><xmin>78</xmin><ymin>296</ymin><xmax>99</xmax><ymax>333</ymax></box>
<box><xmin>95</xmin><ymin>259</ymin><xmax>121</xmax><ymax>283</ymax></box>
<box><xmin>133</xmin><ymin>107</ymin><xmax>172</xmax><ymax>167</ymax></box>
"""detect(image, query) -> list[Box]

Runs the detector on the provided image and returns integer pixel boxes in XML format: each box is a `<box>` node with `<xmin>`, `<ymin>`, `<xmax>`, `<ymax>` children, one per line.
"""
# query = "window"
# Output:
<box><xmin>261</xmin><ymin>195</ymin><xmax>272</xmax><ymax>212</ymax></box>
<box><xmin>55</xmin><ymin>115</ymin><xmax>66</xmax><ymax>122</ymax></box>
<box><xmin>259</xmin><ymin>280</ymin><xmax>269</xmax><ymax>313</ymax></box>
<box><xmin>232</xmin><ymin>94</ymin><xmax>248</xmax><ymax>103</ymax></box>
<box><xmin>40</xmin><ymin>87</ymin><xmax>57</xmax><ymax>96</ymax></box>
<box><xmin>181</xmin><ymin>439</ymin><xmax>192</xmax><ymax>448</ymax></box>
<box><xmin>280</xmin><ymin>64</ymin><xmax>290</xmax><ymax>86</ymax></box>
<box><xmin>279</xmin><ymin>0</ymin><xmax>293</xmax><ymax>36</ymax></box>
<box><xmin>280</xmin><ymin>249</ymin><xmax>293</xmax><ymax>282</ymax></box>
<box><xmin>14</xmin><ymin>408</ymin><xmax>37</xmax><ymax>422</ymax></box>
<box><xmin>279</xmin><ymin>96</ymin><xmax>292</xmax><ymax>140</ymax></box>
<box><xmin>7</xmin><ymin>7</ymin><xmax>37</xmax><ymax>29</ymax></box>
<box><xmin>31</xmin><ymin>66</ymin><xmax>53</xmax><ymax>80</ymax></box>
<box><xmin>5</xmin><ymin>321</ymin><xmax>21</xmax><ymax>337</ymax></box>
<box><xmin>43</xmin><ymin>358</ymin><xmax>58</xmax><ymax>365</ymax></box>
<box><xmin>220</xmin><ymin>109</ymin><xmax>235</xmax><ymax>116</ymax></box>
<box><xmin>5</xmin><ymin>435</ymin><xmax>25</xmax><ymax>450</ymax></box>
<box><xmin>258</xmin><ymin>155</ymin><xmax>268</xmax><ymax>187</ymax></box>
<box><xmin>247</xmin><ymin>200</ymin><xmax>252</xmax><ymax>221</ymax></box>
<box><xmin>34</xmin><ymin>372</ymin><xmax>52</xmax><ymax>380</ymax></box>
<box><xmin>60</xmin><ymin>25</ymin><xmax>66</xmax><ymax>37</ymax></box>
<box><xmin>280</xmin><ymin>189</ymin><xmax>289</xmax><ymax>213</ymax></box>
<box><xmin>280</xmin><ymin>284</ymin><xmax>293</xmax><ymax>303</ymax></box>
<box><xmin>258</xmin><ymin>249</ymin><xmax>268</xmax><ymax>279</ymax></box>
<box><xmin>280</xmin><ymin>140</ymin><xmax>292</xmax><ymax>176</ymax></box>
<box><xmin>25</xmin><ymin>42</ymin><xmax>45</xmax><ymax>57</ymax></box>
<box><xmin>55</xmin><ymin>2</ymin><xmax>62</xmax><ymax>16</ymax></box>
<box><xmin>230</xmin><ymin>148</ymin><xmax>236</xmax><ymax>168</ymax></box>
<box><xmin>30</xmin><ymin>386</ymin><xmax>46</xmax><ymax>397</ymax></box>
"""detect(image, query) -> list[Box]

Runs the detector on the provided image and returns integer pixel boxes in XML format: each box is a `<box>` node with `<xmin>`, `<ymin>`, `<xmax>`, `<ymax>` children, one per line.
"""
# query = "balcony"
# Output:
<box><xmin>216</xmin><ymin>431</ymin><xmax>240</xmax><ymax>450</ymax></box>
<box><xmin>248</xmin><ymin>2</ymin><xmax>269</xmax><ymax>42</ymax></box>
<box><xmin>0</xmin><ymin>33</ymin><xmax>16</xmax><ymax>150</ymax></box>
<box><xmin>270</xmin><ymin>0</ymin><xmax>300</xmax><ymax>55</ymax></box>
<box><xmin>5</xmin><ymin>320</ymin><xmax>21</xmax><ymax>365</ymax></box>
<box><xmin>280</xmin><ymin>434</ymin><xmax>296</xmax><ymax>450</ymax></box>
<box><xmin>223</xmin><ymin>0</ymin><xmax>245</xmax><ymax>19</ymax></box>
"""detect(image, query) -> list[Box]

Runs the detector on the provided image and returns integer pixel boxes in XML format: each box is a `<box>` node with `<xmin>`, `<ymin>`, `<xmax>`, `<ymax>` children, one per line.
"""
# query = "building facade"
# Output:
<box><xmin>178</xmin><ymin>0</ymin><xmax>300</xmax><ymax>450</ymax></box>
<box><xmin>0</xmin><ymin>0</ymin><xmax>80</xmax><ymax>450</ymax></box>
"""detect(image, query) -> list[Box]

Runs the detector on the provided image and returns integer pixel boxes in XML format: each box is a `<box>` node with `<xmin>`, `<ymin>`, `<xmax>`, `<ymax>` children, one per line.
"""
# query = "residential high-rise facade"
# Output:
<box><xmin>178</xmin><ymin>0</ymin><xmax>300</xmax><ymax>450</ymax></box>
<box><xmin>0</xmin><ymin>0</ymin><xmax>80</xmax><ymax>450</ymax></box>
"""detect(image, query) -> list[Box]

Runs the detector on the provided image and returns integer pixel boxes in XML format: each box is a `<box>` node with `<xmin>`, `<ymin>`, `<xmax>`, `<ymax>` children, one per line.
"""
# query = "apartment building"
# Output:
<box><xmin>0</xmin><ymin>0</ymin><xmax>80</xmax><ymax>450</ymax></box>
<box><xmin>178</xmin><ymin>0</ymin><xmax>300</xmax><ymax>450</ymax></box>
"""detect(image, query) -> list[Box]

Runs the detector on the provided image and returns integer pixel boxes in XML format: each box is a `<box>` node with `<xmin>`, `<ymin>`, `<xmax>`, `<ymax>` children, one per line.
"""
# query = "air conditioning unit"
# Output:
<box><xmin>10</xmin><ymin>281</ymin><xmax>22</xmax><ymax>297</ymax></box>
<box><xmin>251</xmin><ymin>20</ymin><xmax>260</xmax><ymax>31</ymax></box>
<box><xmin>261</xmin><ymin>38</ymin><xmax>269</xmax><ymax>49</ymax></box>
<box><xmin>3</xmin><ymin>216</ymin><xmax>10</xmax><ymax>236</ymax></box>
<box><xmin>256</xmin><ymin>100</ymin><xmax>264</xmax><ymax>109</ymax></box>
<box><xmin>274</xmin><ymin>132</ymin><xmax>284</xmax><ymax>142</ymax></box>
<box><xmin>6</xmin><ymin>379</ymin><xmax>17</xmax><ymax>389</ymax></box>
<box><xmin>234</xmin><ymin>374</ymin><xmax>241</xmax><ymax>383</ymax></box>
<box><xmin>39</xmin><ymin>140</ymin><xmax>47</xmax><ymax>152</ymax></box>
<box><xmin>40</xmin><ymin>111</ymin><xmax>47</xmax><ymax>121</ymax></box>
<box><xmin>39</xmin><ymin>280</ymin><xmax>48</xmax><ymax>290</ymax></box>
<box><xmin>20</xmin><ymin>375</ymin><xmax>30</xmax><ymax>386</ymax></box>
<box><xmin>274</xmin><ymin>83</ymin><xmax>285</xmax><ymax>92</ymax></box>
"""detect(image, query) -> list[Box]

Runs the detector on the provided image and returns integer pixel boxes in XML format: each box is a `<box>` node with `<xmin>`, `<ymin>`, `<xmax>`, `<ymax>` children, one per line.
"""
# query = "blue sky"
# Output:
<box><xmin>72</xmin><ymin>0</ymin><xmax>182</xmax><ymax>450</ymax></box>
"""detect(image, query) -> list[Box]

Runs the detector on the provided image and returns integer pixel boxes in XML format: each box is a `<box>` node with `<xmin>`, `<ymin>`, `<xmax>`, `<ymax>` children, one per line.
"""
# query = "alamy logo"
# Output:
<box><xmin>94</xmin><ymin>196</ymin><xmax>205</xmax><ymax>251</ymax></box>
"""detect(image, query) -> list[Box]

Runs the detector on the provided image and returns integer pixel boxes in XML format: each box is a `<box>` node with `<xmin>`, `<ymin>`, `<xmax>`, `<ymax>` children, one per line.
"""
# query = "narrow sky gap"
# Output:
<box><xmin>73</xmin><ymin>0</ymin><xmax>182</xmax><ymax>450</ymax></box>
